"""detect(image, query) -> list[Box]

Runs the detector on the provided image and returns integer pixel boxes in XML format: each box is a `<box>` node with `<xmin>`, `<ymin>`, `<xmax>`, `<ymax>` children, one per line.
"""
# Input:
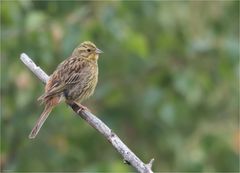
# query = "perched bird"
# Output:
<box><xmin>29</xmin><ymin>41</ymin><xmax>103</xmax><ymax>139</ymax></box>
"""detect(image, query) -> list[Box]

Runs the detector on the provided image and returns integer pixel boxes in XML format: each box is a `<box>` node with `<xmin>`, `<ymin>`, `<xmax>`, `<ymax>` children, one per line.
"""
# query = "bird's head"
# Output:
<box><xmin>72</xmin><ymin>41</ymin><xmax>103</xmax><ymax>61</ymax></box>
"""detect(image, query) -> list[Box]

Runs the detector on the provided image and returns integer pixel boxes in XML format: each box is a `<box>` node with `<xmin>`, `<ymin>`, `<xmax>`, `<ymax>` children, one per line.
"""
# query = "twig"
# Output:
<box><xmin>20</xmin><ymin>53</ymin><xmax>154</xmax><ymax>173</ymax></box>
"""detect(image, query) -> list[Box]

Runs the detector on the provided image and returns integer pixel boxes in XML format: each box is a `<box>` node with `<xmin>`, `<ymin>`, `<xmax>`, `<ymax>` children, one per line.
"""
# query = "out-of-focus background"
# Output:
<box><xmin>1</xmin><ymin>1</ymin><xmax>239</xmax><ymax>172</ymax></box>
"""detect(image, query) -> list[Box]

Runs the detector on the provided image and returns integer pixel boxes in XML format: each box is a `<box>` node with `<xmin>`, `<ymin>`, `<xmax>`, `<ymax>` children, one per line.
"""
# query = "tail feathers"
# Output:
<box><xmin>29</xmin><ymin>105</ymin><xmax>53</xmax><ymax>139</ymax></box>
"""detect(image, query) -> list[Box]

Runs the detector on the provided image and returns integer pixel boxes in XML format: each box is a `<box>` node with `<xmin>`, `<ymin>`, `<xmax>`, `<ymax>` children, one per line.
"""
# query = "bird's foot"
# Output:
<box><xmin>73</xmin><ymin>101</ymin><xmax>89</xmax><ymax>114</ymax></box>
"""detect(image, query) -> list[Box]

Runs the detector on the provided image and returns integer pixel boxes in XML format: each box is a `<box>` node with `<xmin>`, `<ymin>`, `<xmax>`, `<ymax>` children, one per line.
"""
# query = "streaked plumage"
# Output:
<box><xmin>29</xmin><ymin>41</ymin><xmax>103</xmax><ymax>139</ymax></box>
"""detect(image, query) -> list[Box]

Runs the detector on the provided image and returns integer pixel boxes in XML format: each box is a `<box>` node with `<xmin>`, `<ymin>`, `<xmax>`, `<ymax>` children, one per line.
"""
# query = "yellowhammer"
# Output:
<box><xmin>29</xmin><ymin>41</ymin><xmax>103</xmax><ymax>139</ymax></box>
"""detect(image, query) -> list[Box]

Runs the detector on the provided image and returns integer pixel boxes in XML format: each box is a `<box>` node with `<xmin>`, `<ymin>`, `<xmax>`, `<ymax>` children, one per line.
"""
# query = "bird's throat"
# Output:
<box><xmin>89</xmin><ymin>54</ymin><xmax>99</xmax><ymax>61</ymax></box>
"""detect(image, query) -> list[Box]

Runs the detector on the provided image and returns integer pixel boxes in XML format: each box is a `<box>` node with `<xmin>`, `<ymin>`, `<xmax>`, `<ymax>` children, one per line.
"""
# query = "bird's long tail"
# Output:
<box><xmin>29</xmin><ymin>104</ymin><xmax>53</xmax><ymax>139</ymax></box>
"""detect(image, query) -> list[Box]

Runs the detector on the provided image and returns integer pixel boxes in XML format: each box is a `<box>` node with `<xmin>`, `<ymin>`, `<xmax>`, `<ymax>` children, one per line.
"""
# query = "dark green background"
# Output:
<box><xmin>1</xmin><ymin>1</ymin><xmax>239</xmax><ymax>172</ymax></box>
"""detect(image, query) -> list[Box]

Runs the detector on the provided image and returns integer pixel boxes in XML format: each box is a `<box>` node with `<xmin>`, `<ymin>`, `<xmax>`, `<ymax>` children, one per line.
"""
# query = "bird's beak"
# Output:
<box><xmin>95</xmin><ymin>48</ymin><xmax>103</xmax><ymax>54</ymax></box>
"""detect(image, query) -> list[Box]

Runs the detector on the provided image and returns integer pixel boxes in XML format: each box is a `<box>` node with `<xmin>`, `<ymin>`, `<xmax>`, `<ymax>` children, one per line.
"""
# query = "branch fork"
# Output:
<box><xmin>20</xmin><ymin>53</ymin><xmax>154</xmax><ymax>173</ymax></box>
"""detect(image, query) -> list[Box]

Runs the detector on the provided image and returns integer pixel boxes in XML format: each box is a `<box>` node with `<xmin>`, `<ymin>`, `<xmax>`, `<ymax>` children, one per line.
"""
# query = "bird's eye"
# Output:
<box><xmin>87</xmin><ymin>49</ymin><xmax>91</xmax><ymax>52</ymax></box>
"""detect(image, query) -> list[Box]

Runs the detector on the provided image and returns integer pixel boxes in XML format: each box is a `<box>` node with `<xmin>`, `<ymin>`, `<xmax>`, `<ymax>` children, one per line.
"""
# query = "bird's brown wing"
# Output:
<box><xmin>62</xmin><ymin>58</ymin><xmax>93</xmax><ymax>86</ymax></box>
<box><xmin>37</xmin><ymin>81</ymin><xmax>65</xmax><ymax>103</ymax></box>
<box><xmin>38</xmin><ymin>59</ymin><xmax>91</xmax><ymax>102</ymax></box>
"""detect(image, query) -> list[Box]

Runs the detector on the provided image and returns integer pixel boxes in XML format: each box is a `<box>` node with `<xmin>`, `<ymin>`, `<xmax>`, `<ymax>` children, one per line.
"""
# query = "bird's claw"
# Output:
<box><xmin>73</xmin><ymin>101</ymin><xmax>89</xmax><ymax>114</ymax></box>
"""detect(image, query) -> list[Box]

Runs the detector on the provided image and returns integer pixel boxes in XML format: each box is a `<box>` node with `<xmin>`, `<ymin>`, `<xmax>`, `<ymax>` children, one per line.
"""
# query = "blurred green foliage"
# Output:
<box><xmin>1</xmin><ymin>0</ymin><xmax>239</xmax><ymax>172</ymax></box>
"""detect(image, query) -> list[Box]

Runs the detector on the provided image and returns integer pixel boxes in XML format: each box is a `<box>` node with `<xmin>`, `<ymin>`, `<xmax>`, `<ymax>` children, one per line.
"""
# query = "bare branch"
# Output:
<box><xmin>20</xmin><ymin>53</ymin><xmax>154</xmax><ymax>173</ymax></box>
<box><xmin>20</xmin><ymin>53</ymin><xmax>49</xmax><ymax>84</ymax></box>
